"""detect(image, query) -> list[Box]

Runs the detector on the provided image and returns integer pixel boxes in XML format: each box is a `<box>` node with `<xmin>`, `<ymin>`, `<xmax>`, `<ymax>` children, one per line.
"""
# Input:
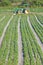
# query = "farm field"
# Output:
<box><xmin>0</xmin><ymin>11</ymin><xmax>43</xmax><ymax>65</ymax></box>
<box><xmin>0</xmin><ymin>13</ymin><xmax>12</xmax><ymax>36</ymax></box>
<box><xmin>36</xmin><ymin>14</ymin><xmax>43</xmax><ymax>24</ymax></box>
<box><xmin>30</xmin><ymin>7</ymin><xmax>43</xmax><ymax>12</ymax></box>
<box><xmin>29</xmin><ymin>14</ymin><xmax>43</xmax><ymax>43</ymax></box>
<box><xmin>0</xmin><ymin>7</ymin><xmax>13</xmax><ymax>12</ymax></box>
<box><xmin>0</xmin><ymin>14</ymin><xmax>18</xmax><ymax>65</ymax></box>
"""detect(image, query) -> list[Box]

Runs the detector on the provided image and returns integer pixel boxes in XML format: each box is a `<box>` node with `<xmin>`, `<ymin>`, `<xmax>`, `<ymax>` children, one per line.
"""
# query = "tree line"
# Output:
<box><xmin>0</xmin><ymin>0</ymin><xmax>43</xmax><ymax>6</ymax></box>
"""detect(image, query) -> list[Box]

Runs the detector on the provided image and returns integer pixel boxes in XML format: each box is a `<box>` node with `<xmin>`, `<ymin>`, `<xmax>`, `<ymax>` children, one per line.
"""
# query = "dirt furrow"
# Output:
<box><xmin>18</xmin><ymin>16</ymin><xmax>23</xmax><ymax>65</ymax></box>
<box><xmin>27</xmin><ymin>16</ymin><xmax>43</xmax><ymax>51</ymax></box>
<box><xmin>34</xmin><ymin>15</ymin><xmax>43</xmax><ymax>27</ymax></box>
<box><xmin>0</xmin><ymin>15</ymin><xmax>13</xmax><ymax>47</ymax></box>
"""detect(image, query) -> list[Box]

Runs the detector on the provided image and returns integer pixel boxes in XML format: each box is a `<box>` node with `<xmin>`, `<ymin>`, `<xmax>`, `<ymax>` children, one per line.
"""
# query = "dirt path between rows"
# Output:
<box><xmin>18</xmin><ymin>16</ymin><xmax>23</xmax><ymax>65</ymax></box>
<box><xmin>27</xmin><ymin>16</ymin><xmax>43</xmax><ymax>51</ymax></box>
<box><xmin>0</xmin><ymin>15</ymin><xmax>13</xmax><ymax>47</ymax></box>
<box><xmin>0</xmin><ymin>16</ymin><xmax>5</xmax><ymax>22</ymax></box>
<box><xmin>34</xmin><ymin>15</ymin><xmax>43</xmax><ymax>27</ymax></box>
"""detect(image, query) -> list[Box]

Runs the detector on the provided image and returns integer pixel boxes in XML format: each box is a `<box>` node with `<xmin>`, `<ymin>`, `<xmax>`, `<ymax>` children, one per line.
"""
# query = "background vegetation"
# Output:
<box><xmin>0</xmin><ymin>0</ymin><xmax>43</xmax><ymax>7</ymax></box>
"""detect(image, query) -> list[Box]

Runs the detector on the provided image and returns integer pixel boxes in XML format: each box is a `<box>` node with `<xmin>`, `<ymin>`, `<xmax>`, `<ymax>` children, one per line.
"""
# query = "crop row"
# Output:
<box><xmin>29</xmin><ymin>14</ymin><xmax>43</xmax><ymax>43</ymax></box>
<box><xmin>0</xmin><ymin>15</ymin><xmax>19</xmax><ymax>65</ymax></box>
<box><xmin>20</xmin><ymin>14</ymin><xmax>43</xmax><ymax>65</ymax></box>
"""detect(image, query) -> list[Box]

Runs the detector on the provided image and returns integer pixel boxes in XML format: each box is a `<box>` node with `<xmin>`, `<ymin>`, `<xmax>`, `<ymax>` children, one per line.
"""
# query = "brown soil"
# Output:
<box><xmin>18</xmin><ymin>16</ymin><xmax>23</xmax><ymax>65</ymax></box>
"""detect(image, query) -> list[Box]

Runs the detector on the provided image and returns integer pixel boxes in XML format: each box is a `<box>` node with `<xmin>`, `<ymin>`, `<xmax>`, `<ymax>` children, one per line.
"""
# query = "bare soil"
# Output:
<box><xmin>18</xmin><ymin>16</ymin><xmax>23</xmax><ymax>65</ymax></box>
